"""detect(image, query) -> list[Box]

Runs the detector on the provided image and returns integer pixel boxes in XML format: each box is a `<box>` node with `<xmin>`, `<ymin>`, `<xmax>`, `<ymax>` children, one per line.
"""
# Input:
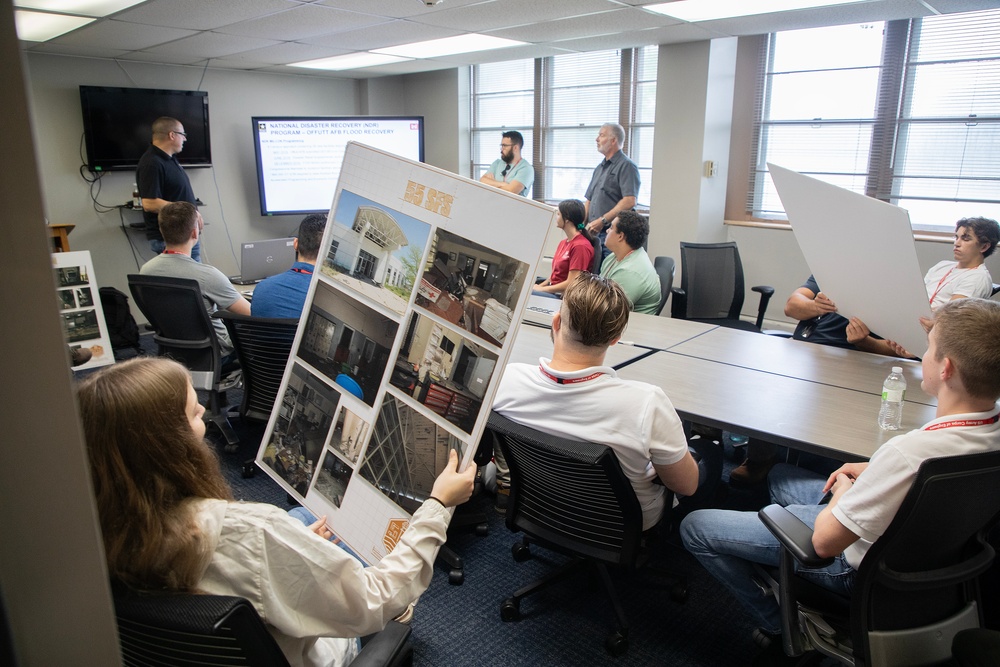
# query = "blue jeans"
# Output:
<box><xmin>150</xmin><ymin>238</ymin><xmax>201</xmax><ymax>262</ymax></box>
<box><xmin>288</xmin><ymin>507</ymin><xmax>364</xmax><ymax>563</ymax></box>
<box><xmin>680</xmin><ymin>463</ymin><xmax>856</xmax><ymax>634</ymax></box>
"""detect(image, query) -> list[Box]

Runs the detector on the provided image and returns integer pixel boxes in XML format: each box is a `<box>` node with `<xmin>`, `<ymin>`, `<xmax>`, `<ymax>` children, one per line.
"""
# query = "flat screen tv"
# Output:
<box><xmin>252</xmin><ymin>116</ymin><xmax>424</xmax><ymax>216</ymax></box>
<box><xmin>79</xmin><ymin>86</ymin><xmax>212</xmax><ymax>172</ymax></box>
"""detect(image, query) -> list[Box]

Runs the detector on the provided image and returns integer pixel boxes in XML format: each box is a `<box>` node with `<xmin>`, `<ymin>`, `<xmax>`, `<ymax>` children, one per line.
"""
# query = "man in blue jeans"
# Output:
<box><xmin>681</xmin><ymin>298</ymin><xmax>1000</xmax><ymax>665</ymax></box>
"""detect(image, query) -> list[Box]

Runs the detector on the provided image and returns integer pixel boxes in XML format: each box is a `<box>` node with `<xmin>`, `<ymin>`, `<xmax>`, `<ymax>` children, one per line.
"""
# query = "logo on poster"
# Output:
<box><xmin>383</xmin><ymin>518</ymin><xmax>411</xmax><ymax>553</ymax></box>
<box><xmin>403</xmin><ymin>180</ymin><xmax>454</xmax><ymax>217</ymax></box>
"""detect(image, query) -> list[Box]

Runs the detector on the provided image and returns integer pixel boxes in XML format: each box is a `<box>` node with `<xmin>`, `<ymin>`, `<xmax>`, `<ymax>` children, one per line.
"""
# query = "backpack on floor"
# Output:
<box><xmin>98</xmin><ymin>286</ymin><xmax>141</xmax><ymax>353</ymax></box>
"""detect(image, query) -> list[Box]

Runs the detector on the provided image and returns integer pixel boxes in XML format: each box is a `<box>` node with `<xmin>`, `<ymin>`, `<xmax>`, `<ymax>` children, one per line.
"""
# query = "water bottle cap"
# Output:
<box><xmin>891</xmin><ymin>366</ymin><xmax>902</xmax><ymax>373</ymax></box>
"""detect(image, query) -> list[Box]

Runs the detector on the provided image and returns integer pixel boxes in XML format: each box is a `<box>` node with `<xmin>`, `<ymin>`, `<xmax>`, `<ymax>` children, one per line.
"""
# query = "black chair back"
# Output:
<box><xmin>216</xmin><ymin>312</ymin><xmax>298</xmax><ymax>422</ymax></box>
<box><xmin>113</xmin><ymin>587</ymin><xmax>291</xmax><ymax>667</ymax></box>
<box><xmin>127</xmin><ymin>274</ymin><xmax>220</xmax><ymax>384</ymax></box>
<box><xmin>671</xmin><ymin>241</ymin><xmax>774</xmax><ymax>331</ymax></box>
<box><xmin>653</xmin><ymin>255</ymin><xmax>675</xmax><ymax>316</ymax></box>
<box><xmin>852</xmin><ymin>450</ymin><xmax>1000</xmax><ymax>661</ymax></box>
<box><xmin>590</xmin><ymin>234</ymin><xmax>603</xmax><ymax>274</ymax></box>
<box><xmin>487</xmin><ymin>411</ymin><xmax>646</xmax><ymax>567</ymax></box>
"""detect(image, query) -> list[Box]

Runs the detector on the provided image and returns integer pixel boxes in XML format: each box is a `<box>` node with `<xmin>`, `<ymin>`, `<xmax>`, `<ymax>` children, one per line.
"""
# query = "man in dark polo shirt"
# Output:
<box><xmin>584</xmin><ymin>122</ymin><xmax>641</xmax><ymax>261</ymax></box>
<box><xmin>136</xmin><ymin>117</ymin><xmax>201</xmax><ymax>261</ymax></box>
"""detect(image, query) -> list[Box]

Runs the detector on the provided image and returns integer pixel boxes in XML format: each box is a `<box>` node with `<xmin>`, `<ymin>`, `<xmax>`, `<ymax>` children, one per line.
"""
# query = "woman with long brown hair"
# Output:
<box><xmin>78</xmin><ymin>357</ymin><xmax>475</xmax><ymax>667</ymax></box>
<box><xmin>534</xmin><ymin>199</ymin><xmax>595</xmax><ymax>296</ymax></box>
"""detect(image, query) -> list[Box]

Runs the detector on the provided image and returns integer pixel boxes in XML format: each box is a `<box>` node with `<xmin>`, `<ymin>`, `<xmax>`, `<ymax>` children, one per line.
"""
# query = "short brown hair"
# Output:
<box><xmin>931</xmin><ymin>298</ymin><xmax>1000</xmax><ymax>400</ymax></box>
<box><xmin>614</xmin><ymin>210</ymin><xmax>648</xmax><ymax>250</ymax></box>
<box><xmin>956</xmin><ymin>217</ymin><xmax>1000</xmax><ymax>258</ymax></box>
<box><xmin>560</xmin><ymin>272</ymin><xmax>630</xmax><ymax>348</ymax></box>
<box><xmin>296</xmin><ymin>213</ymin><xmax>327</xmax><ymax>260</ymax></box>
<box><xmin>78</xmin><ymin>357</ymin><xmax>231</xmax><ymax>590</ymax></box>
<box><xmin>158</xmin><ymin>201</ymin><xmax>199</xmax><ymax>245</ymax></box>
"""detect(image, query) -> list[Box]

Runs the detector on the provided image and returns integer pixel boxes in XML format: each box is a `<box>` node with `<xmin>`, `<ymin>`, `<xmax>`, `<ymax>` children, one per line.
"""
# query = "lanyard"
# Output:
<box><xmin>163</xmin><ymin>249</ymin><xmax>187</xmax><ymax>256</ymax></box>
<box><xmin>291</xmin><ymin>267</ymin><xmax>313</xmax><ymax>275</ymax></box>
<box><xmin>929</xmin><ymin>267</ymin><xmax>957</xmax><ymax>305</ymax></box>
<box><xmin>924</xmin><ymin>413</ymin><xmax>1000</xmax><ymax>431</ymax></box>
<box><xmin>538</xmin><ymin>365</ymin><xmax>606</xmax><ymax>385</ymax></box>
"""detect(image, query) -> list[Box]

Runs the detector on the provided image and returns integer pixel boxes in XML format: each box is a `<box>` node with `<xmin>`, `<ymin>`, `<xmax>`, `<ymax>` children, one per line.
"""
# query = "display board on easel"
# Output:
<box><xmin>255</xmin><ymin>143</ymin><xmax>554</xmax><ymax>562</ymax></box>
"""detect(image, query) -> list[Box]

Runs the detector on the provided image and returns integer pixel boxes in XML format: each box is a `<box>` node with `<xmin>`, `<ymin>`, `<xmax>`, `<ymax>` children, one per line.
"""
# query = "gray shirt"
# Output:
<box><xmin>139</xmin><ymin>252</ymin><xmax>239</xmax><ymax>353</ymax></box>
<box><xmin>584</xmin><ymin>150</ymin><xmax>641</xmax><ymax>226</ymax></box>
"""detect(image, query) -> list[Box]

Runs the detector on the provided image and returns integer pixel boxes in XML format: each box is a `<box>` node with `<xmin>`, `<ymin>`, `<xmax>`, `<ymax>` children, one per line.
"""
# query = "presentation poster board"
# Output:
<box><xmin>52</xmin><ymin>250</ymin><xmax>115</xmax><ymax>371</ymax></box>
<box><xmin>768</xmin><ymin>163</ymin><xmax>932</xmax><ymax>356</ymax></box>
<box><xmin>256</xmin><ymin>143</ymin><xmax>554</xmax><ymax>563</ymax></box>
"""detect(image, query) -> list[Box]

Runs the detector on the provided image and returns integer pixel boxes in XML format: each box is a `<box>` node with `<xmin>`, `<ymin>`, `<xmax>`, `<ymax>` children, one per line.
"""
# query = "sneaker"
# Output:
<box><xmin>494</xmin><ymin>485</ymin><xmax>509</xmax><ymax>515</ymax></box>
<box><xmin>729</xmin><ymin>457</ymin><xmax>777</xmax><ymax>487</ymax></box>
<box><xmin>393</xmin><ymin>602</ymin><xmax>415</xmax><ymax>625</ymax></box>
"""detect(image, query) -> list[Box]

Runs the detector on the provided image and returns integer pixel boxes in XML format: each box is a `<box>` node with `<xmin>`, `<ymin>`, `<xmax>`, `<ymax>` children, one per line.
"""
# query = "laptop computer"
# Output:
<box><xmin>229</xmin><ymin>237</ymin><xmax>296</xmax><ymax>285</ymax></box>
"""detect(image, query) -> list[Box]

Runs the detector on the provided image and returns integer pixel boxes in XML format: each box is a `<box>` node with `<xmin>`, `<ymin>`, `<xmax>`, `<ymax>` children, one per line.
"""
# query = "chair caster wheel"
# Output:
<box><xmin>474</xmin><ymin>523</ymin><xmax>489</xmax><ymax>537</ymax></box>
<box><xmin>512</xmin><ymin>542</ymin><xmax>531</xmax><ymax>562</ymax></box>
<box><xmin>670</xmin><ymin>583</ymin><xmax>688</xmax><ymax>603</ymax></box>
<box><xmin>605</xmin><ymin>631</ymin><xmax>629</xmax><ymax>656</ymax></box>
<box><xmin>448</xmin><ymin>569</ymin><xmax>464</xmax><ymax>585</ymax></box>
<box><xmin>500</xmin><ymin>598</ymin><xmax>521</xmax><ymax>622</ymax></box>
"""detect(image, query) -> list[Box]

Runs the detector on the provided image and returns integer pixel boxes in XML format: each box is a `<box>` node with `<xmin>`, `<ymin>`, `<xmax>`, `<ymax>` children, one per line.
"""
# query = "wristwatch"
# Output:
<box><xmin>600</xmin><ymin>215</ymin><xmax>608</xmax><ymax>230</ymax></box>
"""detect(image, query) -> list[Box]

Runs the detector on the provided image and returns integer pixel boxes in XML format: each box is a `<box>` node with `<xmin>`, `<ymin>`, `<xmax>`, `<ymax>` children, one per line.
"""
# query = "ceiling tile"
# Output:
<box><xmin>215</xmin><ymin>41</ymin><xmax>348</xmax><ymax>66</ymax></box>
<box><xmin>314</xmin><ymin>0</ymin><xmax>493</xmax><ymax>20</ymax></box>
<box><xmin>48</xmin><ymin>18</ymin><xmax>196</xmax><ymax>50</ymax></box>
<box><xmin>215</xmin><ymin>4</ymin><xmax>387</xmax><ymax>40</ymax></box>
<box><xmin>142</xmin><ymin>31</ymin><xmax>282</xmax><ymax>58</ymax></box>
<box><xmin>487</xmin><ymin>7</ymin><xmax>677</xmax><ymax>43</ymax></box>
<box><xmin>407</xmin><ymin>0</ymin><xmax>623</xmax><ymax>32</ymax></box>
<box><xmin>115</xmin><ymin>50</ymin><xmax>208</xmax><ymax>65</ymax></box>
<box><xmin>112</xmin><ymin>0</ymin><xmax>296</xmax><ymax>31</ymax></box>
<box><xmin>301</xmin><ymin>19</ymin><xmax>460</xmax><ymax>50</ymax></box>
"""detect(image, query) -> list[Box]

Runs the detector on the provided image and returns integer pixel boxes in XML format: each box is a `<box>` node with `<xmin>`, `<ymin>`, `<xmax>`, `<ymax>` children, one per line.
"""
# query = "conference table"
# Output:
<box><xmin>508</xmin><ymin>305</ymin><xmax>937</xmax><ymax>462</ymax></box>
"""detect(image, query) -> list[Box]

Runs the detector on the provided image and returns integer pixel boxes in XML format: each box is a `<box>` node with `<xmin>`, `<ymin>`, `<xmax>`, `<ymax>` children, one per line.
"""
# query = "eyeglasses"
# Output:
<box><xmin>500</xmin><ymin>143</ymin><xmax>513</xmax><ymax>148</ymax></box>
<box><xmin>172</xmin><ymin>130</ymin><xmax>187</xmax><ymax>137</ymax></box>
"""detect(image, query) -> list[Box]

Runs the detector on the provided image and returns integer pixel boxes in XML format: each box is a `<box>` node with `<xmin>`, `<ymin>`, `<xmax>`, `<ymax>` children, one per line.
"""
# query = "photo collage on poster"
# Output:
<box><xmin>254</xmin><ymin>144</ymin><xmax>554</xmax><ymax>560</ymax></box>
<box><xmin>52</xmin><ymin>251</ymin><xmax>114</xmax><ymax>371</ymax></box>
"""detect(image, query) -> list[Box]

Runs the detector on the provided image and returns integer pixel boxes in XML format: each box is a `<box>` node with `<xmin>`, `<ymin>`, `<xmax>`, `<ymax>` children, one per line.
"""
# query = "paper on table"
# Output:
<box><xmin>768</xmin><ymin>163</ymin><xmax>931</xmax><ymax>357</ymax></box>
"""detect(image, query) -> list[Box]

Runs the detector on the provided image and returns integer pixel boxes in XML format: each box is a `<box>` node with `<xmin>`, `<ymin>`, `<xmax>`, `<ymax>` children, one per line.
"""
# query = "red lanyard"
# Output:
<box><xmin>163</xmin><ymin>249</ymin><xmax>186</xmax><ymax>255</ymax></box>
<box><xmin>291</xmin><ymin>267</ymin><xmax>313</xmax><ymax>275</ymax></box>
<box><xmin>929</xmin><ymin>267</ymin><xmax>957</xmax><ymax>305</ymax></box>
<box><xmin>924</xmin><ymin>413</ymin><xmax>1000</xmax><ymax>431</ymax></box>
<box><xmin>538</xmin><ymin>365</ymin><xmax>606</xmax><ymax>385</ymax></box>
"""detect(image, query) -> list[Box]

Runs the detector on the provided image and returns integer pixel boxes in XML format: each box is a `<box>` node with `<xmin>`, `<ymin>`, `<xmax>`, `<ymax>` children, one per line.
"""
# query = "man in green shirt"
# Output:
<box><xmin>600</xmin><ymin>210</ymin><xmax>660</xmax><ymax>314</ymax></box>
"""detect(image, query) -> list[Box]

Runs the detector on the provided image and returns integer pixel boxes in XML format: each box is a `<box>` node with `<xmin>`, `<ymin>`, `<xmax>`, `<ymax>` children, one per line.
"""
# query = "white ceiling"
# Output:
<box><xmin>19</xmin><ymin>0</ymin><xmax>1000</xmax><ymax>79</ymax></box>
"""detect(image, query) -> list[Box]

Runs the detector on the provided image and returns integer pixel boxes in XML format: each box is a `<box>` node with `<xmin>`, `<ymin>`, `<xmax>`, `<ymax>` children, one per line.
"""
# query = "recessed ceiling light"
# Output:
<box><xmin>290</xmin><ymin>53</ymin><xmax>412</xmax><ymax>71</ymax></box>
<box><xmin>645</xmin><ymin>0</ymin><xmax>867</xmax><ymax>22</ymax></box>
<box><xmin>14</xmin><ymin>0</ymin><xmax>145</xmax><ymax>18</ymax></box>
<box><xmin>373</xmin><ymin>34</ymin><xmax>526</xmax><ymax>59</ymax></box>
<box><xmin>14</xmin><ymin>9</ymin><xmax>94</xmax><ymax>41</ymax></box>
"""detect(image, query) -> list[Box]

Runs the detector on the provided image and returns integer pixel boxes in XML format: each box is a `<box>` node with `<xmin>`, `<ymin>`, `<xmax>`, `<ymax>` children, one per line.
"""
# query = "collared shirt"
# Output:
<box><xmin>584</xmin><ymin>150</ymin><xmax>640</xmax><ymax>224</ymax></box>
<box><xmin>136</xmin><ymin>144</ymin><xmax>197</xmax><ymax>240</ymax></box>
<box><xmin>486</xmin><ymin>157</ymin><xmax>535</xmax><ymax>197</ymax></box>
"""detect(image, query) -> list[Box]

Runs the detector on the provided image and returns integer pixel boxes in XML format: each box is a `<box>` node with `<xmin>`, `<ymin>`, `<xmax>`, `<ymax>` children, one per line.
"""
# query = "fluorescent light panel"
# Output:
<box><xmin>14</xmin><ymin>0</ymin><xmax>145</xmax><ymax>18</ymax></box>
<box><xmin>645</xmin><ymin>0</ymin><xmax>867</xmax><ymax>22</ymax></box>
<box><xmin>14</xmin><ymin>9</ymin><xmax>94</xmax><ymax>41</ymax></box>
<box><xmin>290</xmin><ymin>53</ymin><xmax>411</xmax><ymax>71</ymax></box>
<box><xmin>374</xmin><ymin>34</ymin><xmax>526</xmax><ymax>59</ymax></box>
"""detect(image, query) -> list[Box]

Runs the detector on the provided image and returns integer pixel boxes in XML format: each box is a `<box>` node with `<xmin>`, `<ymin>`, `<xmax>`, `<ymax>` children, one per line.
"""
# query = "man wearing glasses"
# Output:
<box><xmin>136</xmin><ymin>117</ymin><xmax>201</xmax><ymax>261</ymax></box>
<box><xmin>479</xmin><ymin>130</ymin><xmax>534</xmax><ymax>198</ymax></box>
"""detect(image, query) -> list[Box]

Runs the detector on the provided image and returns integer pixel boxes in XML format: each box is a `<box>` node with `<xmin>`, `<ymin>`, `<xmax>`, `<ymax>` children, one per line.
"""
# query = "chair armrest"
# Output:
<box><xmin>758</xmin><ymin>505</ymin><xmax>835</xmax><ymax>568</ymax></box>
<box><xmin>354</xmin><ymin>621</ymin><xmax>412</xmax><ymax>667</ymax></box>
<box><xmin>751</xmin><ymin>285</ymin><xmax>775</xmax><ymax>330</ymax></box>
<box><xmin>670</xmin><ymin>287</ymin><xmax>686</xmax><ymax>319</ymax></box>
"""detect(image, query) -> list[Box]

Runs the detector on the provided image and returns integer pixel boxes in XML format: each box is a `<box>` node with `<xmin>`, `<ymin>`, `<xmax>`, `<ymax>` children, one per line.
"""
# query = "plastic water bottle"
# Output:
<box><xmin>132</xmin><ymin>183</ymin><xmax>141</xmax><ymax>209</ymax></box>
<box><xmin>877</xmin><ymin>367</ymin><xmax>906</xmax><ymax>431</ymax></box>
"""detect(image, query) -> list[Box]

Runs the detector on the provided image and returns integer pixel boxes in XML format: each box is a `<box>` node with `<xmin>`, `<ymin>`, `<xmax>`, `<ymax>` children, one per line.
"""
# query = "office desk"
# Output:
<box><xmin>668</xmin><ymin>327</ymin><xmax>936</xmax><ymax>407</ymax></box>
<box><xmin>617</xmin><ymin>352</ymin><xmax>936</xmax><ymax>461</ymax></box>
<box><xmin>506</xmin><ymin>323</ymin><xmax>651</xmax><ymax>369</ymax></box>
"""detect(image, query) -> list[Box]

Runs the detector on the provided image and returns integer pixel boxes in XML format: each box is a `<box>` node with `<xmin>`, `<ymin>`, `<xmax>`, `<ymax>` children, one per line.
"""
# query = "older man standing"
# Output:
<box><xmin>584</xmin><ymin>123</ymin><xmax>641</xmax><ymax>259</ymax></box>
<box><xmin>601</xmin><ymin>210</ymin><xmax>661</xmax><ymax>314</ymax></box>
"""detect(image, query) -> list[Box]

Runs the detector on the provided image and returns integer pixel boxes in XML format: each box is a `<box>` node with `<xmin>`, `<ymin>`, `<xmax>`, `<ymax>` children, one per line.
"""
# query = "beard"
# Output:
<box><xmin>501</xmin><ymin>149</ymin><xmax>514</xmax><ymax>164</ymax></box>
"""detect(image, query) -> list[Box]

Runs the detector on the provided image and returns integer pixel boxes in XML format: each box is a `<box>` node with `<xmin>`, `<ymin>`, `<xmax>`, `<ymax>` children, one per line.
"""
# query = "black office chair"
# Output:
<box><xmin>670</xmin><ymin>241</ymin><xmax>774</xmax><ymax>332</ymax></box>
<box><xmin>487</xmin><ymin>411</ymin><xmax>686</xmax><ymax>657</ymax></box>
<box><xmin>113</xmin><ymin>584</ymin><xmax>413</xmax><ymax>667</ymax></box>
<box><xmin>128</xmin><ymin>274</ymin><xmax>241</xmax><ymax>448</ymax></box>
<box><xmin>991</xmin><ymin>282</ymin><xmax>1000</xmax><ymax>297</ymax></box>
<box><xmin>215</xmin><ymin>312</ymin><xmax>298</xmax><ymax>423</ymax></box>
<box><xmin>653</xmin><ymin>255</ymin><xmax>675</xmax><ymax>316</ymax></box>
<box><xmin>757</xmin><ymin>450</ymin><xmax>1000</xmax><ymax>666</ymax></box>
